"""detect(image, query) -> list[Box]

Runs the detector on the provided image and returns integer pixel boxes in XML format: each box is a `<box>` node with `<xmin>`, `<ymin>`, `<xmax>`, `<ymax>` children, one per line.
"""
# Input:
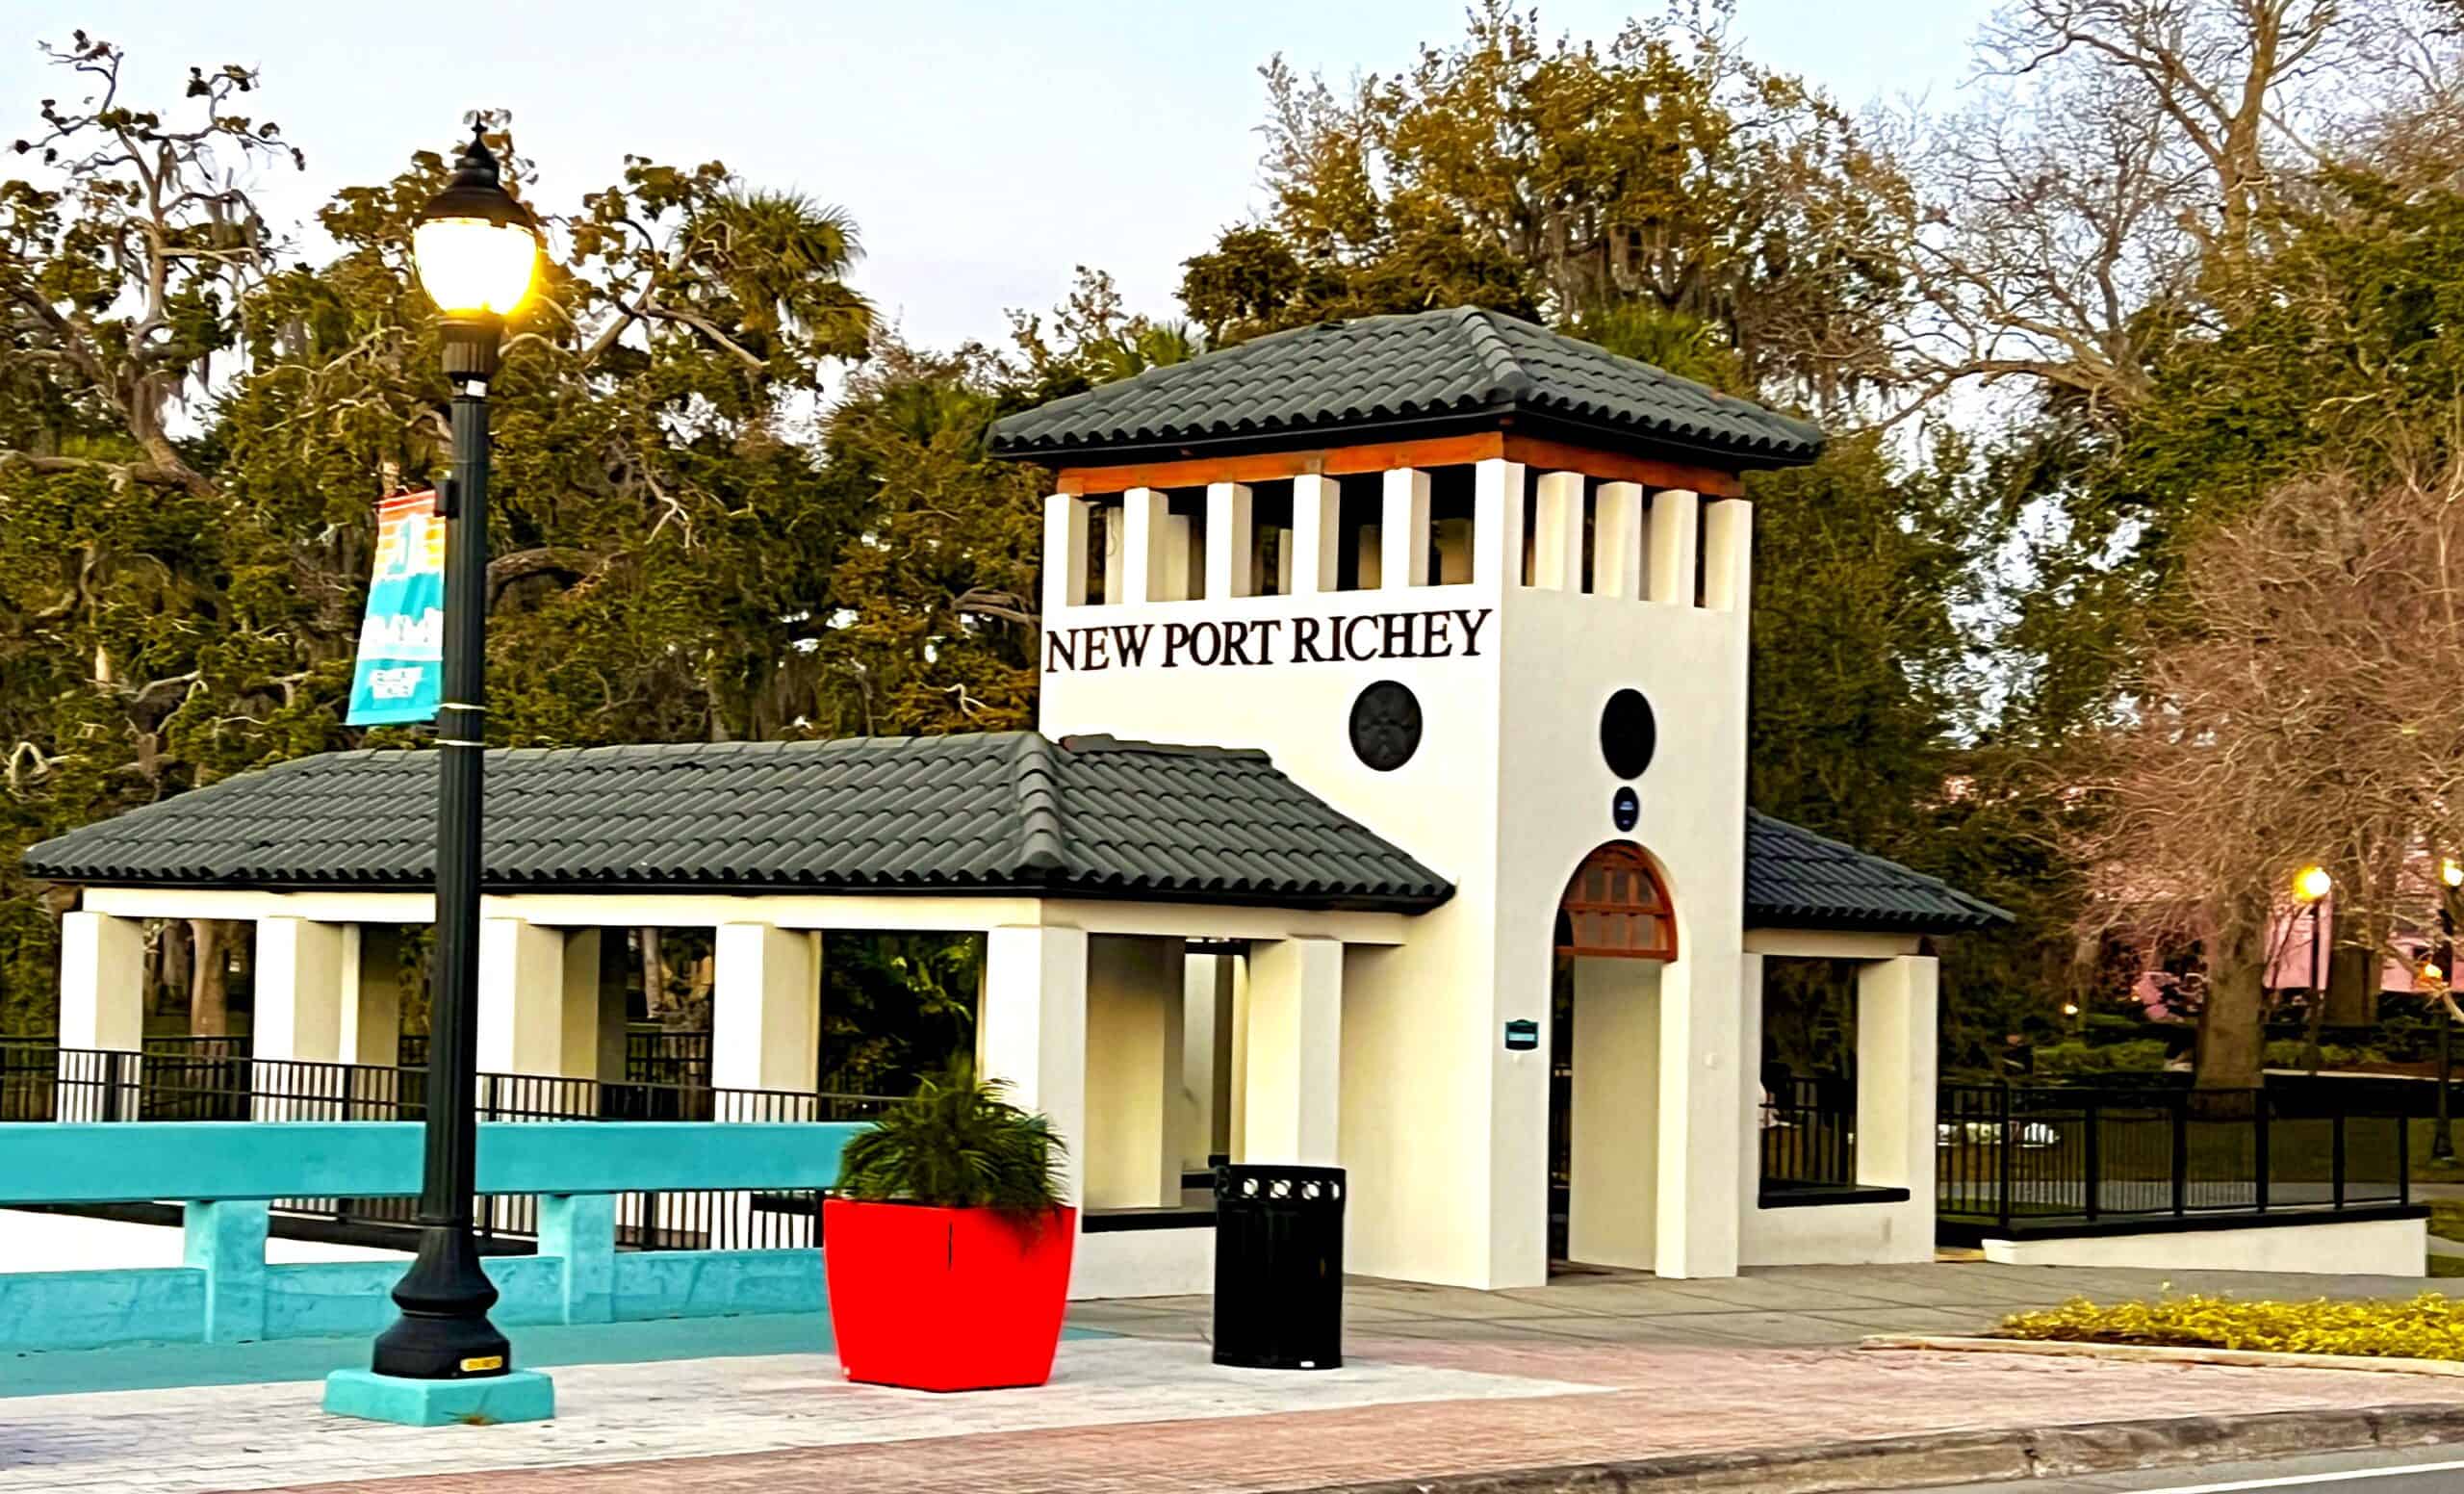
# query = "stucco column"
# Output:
<box><xmin>1206</xmin><ymin>482</ymin><xmax>1254</xmax><ymax>601</ymax></box>
<box><xmin>554</xmin><ymin>927</ymin><xmax>629</xmax><ymax>1085</ymax></box>
<box><xmin>1292</xmin><ymin>474</ymin><xmax>1341</xmax><ymax>594</ymax></box>
<box><xmin>57</xmin><ymin>911</ymin><xmax>143</xmax><ymax>1120</ymax></box>
<box><xmin>981</xmin><ymin>923</ymin><xmax>1089</xmax><ymax>1206</ymax></box>
<box><xmin>1121</xmin><ymin>486</ymin><xmax>1174</xmax><ymax>604</ymax></box>
<box><xmin>477</xmin><ymin>915</ymin><xmax>568</xmax><ymax>1091</ymax></box>
<box><xmin>1084</xmin><ymin>935</ymin><xmax>1183</xmax><ymax>1209</ymax></box>
<box><xmin>1568</xmin><ymin>957</ymin><xmax>1660</xmax><ymax>1269</ymax></box>
<box><xmin>711</xmin><ymin>923</ymin><xmax>822</xmax><ymax>1095</ymax></box>
<box><xmin>1382</xmin><ymin>467</ymin><xmax>1430</xmax><ymax>589</ymax></box>
<box><xmin>1180</xmin><ymin>952</ymin><xmax>1238</xmax><ymax>1172</ymax></box>
<box><xmin>1043</xmin><ymin>493</ymin><xmax>1090</xmax><ymax>612</ymax></box>
<box><xmin>1531</xmin><ymin>471</ymin><xmax>1584</xmax><ymax>591</ymax></box>
<box><xmin>1648</xmin><ymin>489</ymin><xmax>1700</xmax><ymax>605</ymax></box>
<box><xmin>1654</xmin><ymin>948</ymin><xmax>1744</xmax><ymax>1278</ymax></box>
<box><xmin>252</xmin><ymin>916</ymin><xmax>347</xmax><ymax>1120</ymax></box>
<box><xmin>1857</xmin><ymin>954</ymin><xmax>1939</xmax><ymax>1200</ymax></box>
<box><xmin>1702</xmin><ymin>499</ymin><xmax>1752</xmax><ymax>612</ymax></box>
<box><xmin>1593</xmin><ymin>482</ymin><xmax>1645</xmax><ymax>600</ymax></box>
<box><xmin>1473</xmin><ymin>458</ymin><xmax>1522</xmax><ymax>590</ymax></box>
<box><xmin>1242</xmin><ymin>936</ymin><xmax>1342</xmax><ymax>1165</ymax></box>
<box><xmin>339</xmin><ymin>925</ymin><xmax>402</xmax><ymax>1069</ymax></box>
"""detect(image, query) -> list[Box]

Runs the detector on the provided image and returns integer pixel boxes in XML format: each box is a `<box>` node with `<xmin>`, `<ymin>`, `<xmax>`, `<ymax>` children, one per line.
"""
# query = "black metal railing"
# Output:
<box><xmin>626</xmin><ymin>1027</ymin><xmax>712</xmax><ymax>1087</ymax></box>
<box><xmin>1760</xmin><ymin>1075</ymin><xmax>1856</xmax><ymax>1192</ymax></box>
<box><xmin>37</xmin><ymin>1045</ymin><xmax>890</xmax><ymax>1252</ymax></box>
<box><xmin>1937</xmin><ymin>1081</ymin><xmax>2411</xmax><ymax>1234</ymax></box>
<box><xmin>0</xmin><ymin>1037</ymin><xmax>60</xmax><ymax>1121</ymax></box>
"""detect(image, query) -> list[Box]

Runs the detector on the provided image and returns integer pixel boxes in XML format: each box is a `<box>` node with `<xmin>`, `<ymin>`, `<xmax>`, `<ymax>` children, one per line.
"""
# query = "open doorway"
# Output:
<box><xmin>1547</xmin><ymin>842</ymin><xmax>1677</xmax><ymax>1272</ymax></box>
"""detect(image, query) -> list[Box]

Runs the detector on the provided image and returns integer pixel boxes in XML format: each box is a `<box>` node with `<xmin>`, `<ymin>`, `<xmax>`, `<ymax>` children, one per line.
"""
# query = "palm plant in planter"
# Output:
<box><xmin>822</xmin><ymin>1059</ymin><xmax>1074</xmax><ymax>1391</ymax></box>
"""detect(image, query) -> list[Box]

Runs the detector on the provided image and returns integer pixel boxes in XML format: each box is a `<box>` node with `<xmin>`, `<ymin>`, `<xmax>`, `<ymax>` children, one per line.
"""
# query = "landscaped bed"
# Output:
<box><xmin>2000</xmin><ymin>1294</ymin><xmax>2464</xmax><ymax>1362</ymax></box>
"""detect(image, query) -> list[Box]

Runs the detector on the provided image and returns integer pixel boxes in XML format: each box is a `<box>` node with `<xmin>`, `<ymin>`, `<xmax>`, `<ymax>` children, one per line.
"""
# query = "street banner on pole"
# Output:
<box><xmin>346</xmin><ymin>488</ymin><xmax>446</xmax><ymax>726</ymax></box>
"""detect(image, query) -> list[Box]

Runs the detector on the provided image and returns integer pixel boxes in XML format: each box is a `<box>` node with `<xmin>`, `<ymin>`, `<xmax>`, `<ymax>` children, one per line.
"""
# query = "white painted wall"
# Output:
<box><xmin>1040</xmin><ymin>459</ymin><xmax>1754</xmax><ymax>1287</ymax></box>
<box><xmin>1985</xmin><ymin>1217</ymin><xmax>2426</xmax><ymax>1277</ymax></box>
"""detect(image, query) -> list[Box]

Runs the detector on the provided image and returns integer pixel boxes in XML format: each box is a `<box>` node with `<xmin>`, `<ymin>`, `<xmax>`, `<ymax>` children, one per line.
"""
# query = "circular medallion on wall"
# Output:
<box><xmin>1612</xmin><ymin>786</ymin><xmax>1640</xmax><ymax>832</ymax></box>
<box><xmin>1600</xmin><ymin>688</ymin><xmax>1656</xmax><ymax>780</ymax></box>
<box><xmin>1349</xmin><ymin>681</ymin><xmax>1424</xmax><ymax>772</ymax></box>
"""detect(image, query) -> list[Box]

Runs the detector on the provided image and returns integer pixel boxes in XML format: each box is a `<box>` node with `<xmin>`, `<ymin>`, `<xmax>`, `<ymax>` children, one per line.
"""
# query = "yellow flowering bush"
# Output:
<box><xmin>1999</xmin><ymin>1293</ymin><xmax>2464</xmax><ymax>1362</ymax></box>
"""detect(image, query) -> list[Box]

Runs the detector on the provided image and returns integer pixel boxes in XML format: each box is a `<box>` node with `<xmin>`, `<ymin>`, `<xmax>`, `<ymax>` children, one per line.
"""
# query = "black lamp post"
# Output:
<box><xmin>2437</xmin><ymin>858</ymin><xmax>2461</xmax><ymax>1166</ymax></box>
<box><xmin>372</xmin><ymin>125</ymin><xmax>540</xmax><ymax>1382</ymax></box>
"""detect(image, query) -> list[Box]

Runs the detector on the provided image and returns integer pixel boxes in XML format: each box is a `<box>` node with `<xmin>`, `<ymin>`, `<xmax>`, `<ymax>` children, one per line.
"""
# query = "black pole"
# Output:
<box><xmin>2437</xmin><ymin>899</ymin><xmax>2456</xmax><ymax>1165</ymax></box>
<box><xmin>372</xmin><ymin>318</ymin><xmax>510</xmax><ymax>1380</ymax></box>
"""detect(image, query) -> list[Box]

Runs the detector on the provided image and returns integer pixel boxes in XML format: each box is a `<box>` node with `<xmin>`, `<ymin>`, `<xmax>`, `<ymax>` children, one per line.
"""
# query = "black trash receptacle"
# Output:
<box><xmin>1212</xmin><ymin>1164</ymin><xmax>1344</xmax><ymax>1370</ymax></box>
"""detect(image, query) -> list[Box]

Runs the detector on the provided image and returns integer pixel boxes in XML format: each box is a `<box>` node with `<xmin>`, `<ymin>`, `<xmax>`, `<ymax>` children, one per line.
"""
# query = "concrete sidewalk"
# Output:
<box><xmin>4</xmin><ymin>1261</ymin><xmax>2451</xmax><ymax>1494</ymax></box>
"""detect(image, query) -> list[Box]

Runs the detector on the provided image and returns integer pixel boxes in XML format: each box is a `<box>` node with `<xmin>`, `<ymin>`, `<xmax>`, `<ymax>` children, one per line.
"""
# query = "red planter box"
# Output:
<box><xmin>822</xmin><ymin>1198</ymin><xmax>1076</xmax><ymax>1391</ymax></box>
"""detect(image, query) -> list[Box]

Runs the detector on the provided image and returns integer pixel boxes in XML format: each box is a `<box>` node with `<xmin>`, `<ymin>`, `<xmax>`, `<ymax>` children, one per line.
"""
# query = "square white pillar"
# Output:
<box><xmin>1593</xmin><ymin>481</ymin><xmax>1645</xmax><ymax>600</ymax></box>
<box><xmin>1648</xmin><ymin>488</ymin><xmax>1700</xmax><ymax>605</ymax></box>
<box><xmin>254</xmin><ymin>916</ymin><xmax>346</xmax><ymax>1064</ymax></box>
<box><xmin>1381</xmin><ymin>468</ymin><xmax>1430</xmax><ymax>589</ymax></box>
<box><xmin>1292</xmin><ymin>474</ymin><xmax>1341</xmax><ymax>594</ymax></box>
<box><xmin>338</xmin><ymin>925</ymin><xmax>402</xmax><ymax>1069</ymax></box>
<box><xmin>1702</xmin><ymin>499</ymin><xmax>1752</xmax><ymax>612</ymax></box>
<box><xmin>1042</xmin><ymin>493</ymin><xmax>1090</xmax><ymax>613</ymax></box>
<box><xmin>711</xmin><ymin>923</ymin><xmax>822</xmax><ymax>1094</ymax></box>
<box><xmin>558</xmin><ymin>927</ymin><xmax>629</xmax><ymax>1084</ymax></box>
<box><xmin>1120</xmin><ymin>487</ymin><xmax>1172</xmax><ymax>604</ymax></box>
<box><xmin>982</xmin><ymin>924</ymin><xmax>1089</xmax><ymax>1206</ymax></box>
<box><xmin>1181</xmin><ymin>953</ymin><xmax>1239</xmax><ymax>1172</ymax></box>
<box><xmin>1568</xmin><ymin>958</ymin><xmax>1660</xmax><ymax>1269</ymax></box>
<box><xmin>1531</xmin><ymin>472</ymin><xmax>1584</xmax><ymax>591</ymax></box>
<box><xmin>1206</xmin><ymin>482</ymin><xmax>1254</xmax><ymax>600</ymax></box>
<box><xmin>1857</xmin><ymin>955</ymin><xmax>1939</xmax><ymax>1196</ymax></box>
<box><xmin>1084</xmin><ymin>935</ymin><xmax>1183</xmax><ymax>1209</ymax></box>
<box><xmin>1242</xmin><ymin>937</ymin><xmax>1342</xmax><ymax>1165</ymax></box>
<box><xmin>58</xmin><ymin>911</ymin><xmax>144</xmax><ymax>1052</ymax></box>
<box><xmin>1474</xmin><ymin>458</ymin><xmax>1522</xmax><ymax>590</ymax></box>
<box><xmin>477</xmin><ymin>916</ymin><xmax>569</xmax><ymax>1079</ymax></box>
<box><xmin>1653</xmin><ymin>950</ymin><xmax>1743</xmax><ymax>1278</ymax></box>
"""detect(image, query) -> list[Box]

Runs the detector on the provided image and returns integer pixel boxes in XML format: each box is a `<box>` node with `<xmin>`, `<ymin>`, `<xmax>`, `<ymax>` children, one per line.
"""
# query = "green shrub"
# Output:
<box><xmin>2038</xmin><ymin>1039</ymin><xmax>2172</xmax><ymax>1075</ymax></box>
<box><xmin>833</xmin><ymin>1058</ymin><xmax>1066</xmax><ymax>1214</ymax></box>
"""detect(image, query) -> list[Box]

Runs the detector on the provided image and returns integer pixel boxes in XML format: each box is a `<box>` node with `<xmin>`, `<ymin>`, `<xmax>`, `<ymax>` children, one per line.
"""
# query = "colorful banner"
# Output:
<box><xmin>346</xmin><ymin>488</ymin><xmax>446</xmax><ymax>726</ymax></box>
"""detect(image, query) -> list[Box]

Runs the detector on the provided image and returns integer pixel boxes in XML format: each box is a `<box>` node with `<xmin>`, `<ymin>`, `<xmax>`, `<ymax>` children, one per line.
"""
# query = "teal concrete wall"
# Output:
<box><xmin>0</xmin><ymin>1120</ymin><xmax>860</xmax><ymax>1353</ymax></box>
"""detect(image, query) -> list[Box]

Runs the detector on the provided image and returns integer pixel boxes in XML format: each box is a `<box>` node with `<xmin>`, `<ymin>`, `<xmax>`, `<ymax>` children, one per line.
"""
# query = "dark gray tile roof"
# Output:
<box><xmin>19</xmin><ymin>734</ymin><xmax>1452</xmax><ymax>912</ymax></box>
<box><xmin>20</xmin><ymin>734</ymin><xmax>2006</xmax><ymax>933</ymax></box>
<box><xmin>988</xmin><ymin>307</ymin><xmax>1824</xmax><ymax>468</ymax></box>
<box><xmin>1744</xmin><ymin>810</ymin><xmax>2012</xmax><ymax>934</ymax></box>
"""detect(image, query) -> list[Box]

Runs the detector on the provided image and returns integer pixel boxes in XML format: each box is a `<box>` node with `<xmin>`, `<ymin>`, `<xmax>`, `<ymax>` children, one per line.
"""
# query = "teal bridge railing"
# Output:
<box><xmin>0</xmin><ymin>1120</ymin><xmax>862</xmax><ymax>1352</ymax></box>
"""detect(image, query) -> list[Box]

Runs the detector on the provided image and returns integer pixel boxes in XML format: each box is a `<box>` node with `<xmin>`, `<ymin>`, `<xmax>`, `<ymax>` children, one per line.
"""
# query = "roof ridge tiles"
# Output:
<box><xmin>1009</xmin><ymin>734</ymin><xmax>1069</xmax><ymax>876</ymax></box>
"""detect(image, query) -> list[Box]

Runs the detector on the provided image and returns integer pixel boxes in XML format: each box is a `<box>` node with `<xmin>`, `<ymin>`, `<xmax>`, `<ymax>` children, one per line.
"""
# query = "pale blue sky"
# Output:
<box><xmin>7</xmin><ymin>1</ymin><xmax>1997</xmax><ymax>351</ymax></box>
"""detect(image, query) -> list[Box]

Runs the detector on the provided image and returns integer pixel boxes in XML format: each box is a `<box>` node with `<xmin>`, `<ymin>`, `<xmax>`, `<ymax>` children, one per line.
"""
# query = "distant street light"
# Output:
<box><xmin>371</xmin><ymin>123</ymin><xmax>540</xmax><ymax>1384</ymax></box>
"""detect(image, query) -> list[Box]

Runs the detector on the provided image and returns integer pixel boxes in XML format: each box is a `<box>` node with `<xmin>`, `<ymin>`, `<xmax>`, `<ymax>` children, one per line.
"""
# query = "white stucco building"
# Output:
<box><xmin>26</xmin><ymin>308</ymin><xmax>2012</xmax><ymax>1297</ymax></box>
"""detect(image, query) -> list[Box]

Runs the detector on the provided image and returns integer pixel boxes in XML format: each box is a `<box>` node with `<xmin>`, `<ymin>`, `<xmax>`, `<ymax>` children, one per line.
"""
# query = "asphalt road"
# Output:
<box><xmin>1888</xmin><ymin>1448</ymin><xmax>2464</xmax><ymax>1492</ymax></box>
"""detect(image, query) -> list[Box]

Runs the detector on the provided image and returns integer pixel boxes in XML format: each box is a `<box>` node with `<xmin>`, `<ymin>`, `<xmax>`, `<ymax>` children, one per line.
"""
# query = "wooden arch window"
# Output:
<box><xmin>1553</xmin><ymin>843</ymin><xmax>1677</xmax><ymax>961</ymax></box>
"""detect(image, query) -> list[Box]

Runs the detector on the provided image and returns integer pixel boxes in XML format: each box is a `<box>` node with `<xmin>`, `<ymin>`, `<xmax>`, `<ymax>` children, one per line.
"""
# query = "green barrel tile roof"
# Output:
<box><xmin>19</xmin><ymin>734</ymin><xmax>2007</xmax><ymax>933</ymax></box>
<box><xmin>987</xmin><ymin>306</ymin><xmax>1825</xmax><ymax>468</ymax></box>
<box><xmin>1743</xmin><ymin>810</ymin><xmax>2012</xmax><ymax>934</ymax></box>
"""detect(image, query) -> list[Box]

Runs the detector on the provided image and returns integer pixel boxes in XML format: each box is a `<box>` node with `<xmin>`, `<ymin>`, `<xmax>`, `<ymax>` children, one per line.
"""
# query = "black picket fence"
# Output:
<box><xmin>1937</xmin><ymin>1082</ymin><xmax>2411</xmax><ymax>1236</ymax></box>
<box><xmin>26</xmin><ymin>1045</ymin><xmax>890</xmax><ymax>1252</ymax></box>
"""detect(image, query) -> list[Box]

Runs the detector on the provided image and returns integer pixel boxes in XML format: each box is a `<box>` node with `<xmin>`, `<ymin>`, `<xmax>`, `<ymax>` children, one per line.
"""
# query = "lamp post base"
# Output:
<box><xmin>324</xmin><ymin>1369</ymin><xmax>553</xmax><ymax>1427</ymax></box>
<box><xmin>372</xmin><ymin>1224</ymin><xmax>512</xmax><ymax>1379</ymax></box>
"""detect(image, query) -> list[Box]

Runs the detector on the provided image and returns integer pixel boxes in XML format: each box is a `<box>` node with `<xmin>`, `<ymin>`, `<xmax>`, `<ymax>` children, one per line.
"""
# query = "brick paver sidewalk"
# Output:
<box><xmin>7</xmin><ymin>1263</ymin><xmax>2451</xmax><ymax>1494</ymax></box>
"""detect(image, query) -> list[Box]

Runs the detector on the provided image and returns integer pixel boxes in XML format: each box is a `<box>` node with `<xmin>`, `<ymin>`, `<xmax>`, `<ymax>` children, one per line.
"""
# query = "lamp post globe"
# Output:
<box><xmin>371</xmin><ymin>124</ymin><xmax>539</xmax><ymax>1383</ymax></box>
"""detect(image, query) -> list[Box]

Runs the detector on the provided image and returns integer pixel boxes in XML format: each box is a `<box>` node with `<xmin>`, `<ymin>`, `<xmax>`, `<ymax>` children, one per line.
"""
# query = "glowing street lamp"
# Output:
<box><xmin>371</xmin><ymin>125</ymin><xmax>541</xmax><ymax>1386</ymax></box>
<box><xmin>2293</xmin><ymin>863</ymin><xmax>2333</xmax><ymax>905</ymax></box>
